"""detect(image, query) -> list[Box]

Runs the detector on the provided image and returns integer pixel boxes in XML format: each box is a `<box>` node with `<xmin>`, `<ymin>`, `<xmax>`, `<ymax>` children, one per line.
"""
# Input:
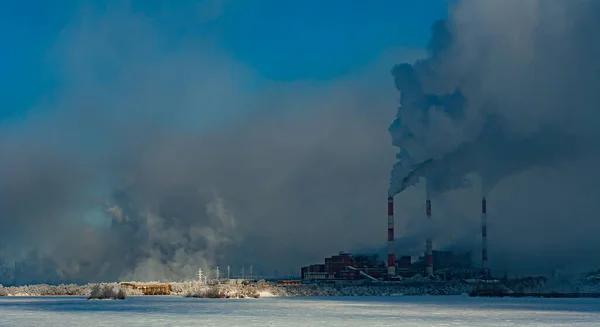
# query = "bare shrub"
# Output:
<box><xmin>183</xmin><ymin>283</ymin><xmax>262</xmax><ymax>299</ymax></box>
<box><xmin>1</xmin><ymin>284</ymin><xmax>89</xmax><ymax>296</ymax></box>
<box><xmin>184</xmin><ymin>285</ymin><xmax>226</xmax><ymax>298</ymax></box>
<box><xmin>0</xmin><ymin>285</ymin><xmax>7</xmax><ymax>296</ymax></box>
<box><xmin>88</xmin><ymin>284</ymin><xmax>126</xmax><ymax>300</ymax></box>
<box><xmin>203</xmin><ymin>286</ymin><xmax>228</xmax><ymax>298</ymax></box>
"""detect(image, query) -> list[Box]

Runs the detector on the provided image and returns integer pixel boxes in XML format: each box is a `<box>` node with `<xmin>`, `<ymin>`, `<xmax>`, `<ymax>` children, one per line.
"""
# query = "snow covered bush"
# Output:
<box><xmin>171</xmin><ymin>281</ymin><xmax>200</xmax><ymax>296</ymax></box>
<box><xmin>88</xmin><ymin>284</ymin><xmax>126</xmax><ymax>300</ymax></box>
<box><xmin>0</xmin><ymin>284</ymin><xmax>7</xmax><ymax>296</ymax></box>
<box><xmin>185</xmin><ymin>285</ymin><xmax>228</xmax><ymax>298</ymax></box>
<box><xmin>184</xmin><ymin>284</ymin><xmax>260</xmax><ymax>298</ymax></box>
<box><xmin>1</xmin><ymin>284</ymin><xmax>89</xmax><ymax>296</ymax></box>
<box><xmin>182</xmin><ymin>282</ymin><xmax>265</xmax><ymax>298</ymax></box>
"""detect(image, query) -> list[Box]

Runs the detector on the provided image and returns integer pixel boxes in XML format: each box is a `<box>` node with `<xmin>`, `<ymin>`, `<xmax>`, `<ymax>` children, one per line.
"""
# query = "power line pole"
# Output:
<box><xmin>227</xmin><ymin>265</ymin><xmax>231</xmax><ymax>280</ymax></box>
<box><xmin>249</xmin><ymin>265</ymin><xmax>253</xmax><ymax>280</ymax></box>
<box><xmin>215</xmin><ymin>266</ymin><xmax>220</xmax><ymax>281</ymax></box>
<box><xmin>241</xmin><ymin>267</ymin><xmax>245</xmax><ymax>279</ymax></box>
<box><xmin>198</xmin><ymin>268</ymin><xmax>204</xmax><ymax>284</ymax></box>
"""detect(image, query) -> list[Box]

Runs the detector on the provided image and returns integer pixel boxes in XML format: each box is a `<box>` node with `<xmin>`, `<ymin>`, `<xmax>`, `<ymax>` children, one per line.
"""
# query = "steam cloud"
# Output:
<box><xmin>389</xmin><ymin>0</ymin><xmax>600</xmax><ymax>274</ymax></box>
<box><xmin>0</xmin><ymin>2</ymin><xmax>417</xmax><ymax>284</ymax></box>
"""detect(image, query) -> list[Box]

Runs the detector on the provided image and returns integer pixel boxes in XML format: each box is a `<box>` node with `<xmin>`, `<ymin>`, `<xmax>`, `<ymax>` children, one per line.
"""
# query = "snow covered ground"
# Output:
<box><xmin>1</xmin><ymin>295</ymin><xmax>599</xmax><ymax>326</ymax></box>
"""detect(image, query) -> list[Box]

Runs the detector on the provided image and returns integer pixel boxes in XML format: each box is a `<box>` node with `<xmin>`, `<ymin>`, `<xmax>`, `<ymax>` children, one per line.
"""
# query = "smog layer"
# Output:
<box><xmin>1</xmin><ymin>0</ymin><xmax>600</xmax><ymax>284</ymax></box>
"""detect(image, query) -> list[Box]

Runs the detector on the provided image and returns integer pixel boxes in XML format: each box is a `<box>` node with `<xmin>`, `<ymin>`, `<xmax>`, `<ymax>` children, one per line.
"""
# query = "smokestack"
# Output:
<box><xmin>387</xmin><ymin>196</ymin><xmax>396</xmax><ymax>277</ymax></box>
<box><xmin>425</xmin><ymin>198</ymin><xmax>433</xmax><ymax>277</ymax></box>
<box><xmin>481</xmin><ymin>196</ymin><xmax>488</xmax><ymax>279</ymax></box>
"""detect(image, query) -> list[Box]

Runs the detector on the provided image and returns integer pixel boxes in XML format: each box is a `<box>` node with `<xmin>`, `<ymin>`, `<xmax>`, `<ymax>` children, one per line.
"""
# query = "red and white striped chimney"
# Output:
<box><xmin>481</xmin><ymin>196</ymin><xmax>488</xmax><ymax>279</ymax></box>
<box><xmin>387</xmin><ymin>196</ymin><xmax>396</xmax><ymax>277</ymax></box>
<box><xmin>425</xmin><ymin>199</ymin><xmax>433</xmax><ymax>277</ymax></box>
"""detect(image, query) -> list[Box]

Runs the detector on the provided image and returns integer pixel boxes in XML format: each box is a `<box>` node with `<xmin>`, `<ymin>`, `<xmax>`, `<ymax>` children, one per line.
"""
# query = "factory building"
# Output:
<box><xmin>301</xmin><ymin>252</ymin><xmax>386</xmax><ymax>281</ymax></box>
<box><xmin>301</xmin><ymin>264</ymin><xmax>327</xmax><ymax>279</ymax></box>
<box><xmin>386</xmin><ymin>195</ymin><xmax>485</xmax><ymax>280</ymax></box>
<box><xmin>395</xmin><ymin>256</ymin><xmax>414</xmax><ymax>277</ymax></box>
<box><xmin>408</xmin><ymin>250</ymin><xmax>475</xmax><ymax>279</ymax></box>
<box><xmin>301</xmin><ymin>250</ymin><xmax>475</xmax><ymax>281</ymax></box>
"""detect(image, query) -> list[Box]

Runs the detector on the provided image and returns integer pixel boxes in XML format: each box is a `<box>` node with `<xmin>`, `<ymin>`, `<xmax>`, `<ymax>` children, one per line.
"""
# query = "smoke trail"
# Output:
<box><xmin>388</xmin><ymin>0</ymin><xmax>600</xmax><ymax>274</ymax></box>
<box><xmin>389</xmin><ymin>0</ymin><xmax>600</xmax><ymax>197</ymax></box>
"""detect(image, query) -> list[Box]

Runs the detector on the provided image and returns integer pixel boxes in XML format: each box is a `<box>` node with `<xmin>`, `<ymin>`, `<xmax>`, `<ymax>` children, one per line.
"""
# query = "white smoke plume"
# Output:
<box><xmin>390</xmin><ymin>0</ymin><xmax>600</xmax><ymax>196</ymax></box>
<box><xmin>388</xmin><ymin>0</ymin><xmax>600</xmax><ymax>274</ymax></box>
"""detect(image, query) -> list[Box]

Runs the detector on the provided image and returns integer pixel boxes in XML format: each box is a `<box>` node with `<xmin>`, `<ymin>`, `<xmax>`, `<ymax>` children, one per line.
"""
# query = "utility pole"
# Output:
<box><xmin>198</xmin><ymin>268</ymin><xmax>204</xmax><ymax>284</ymax></box>
<box><xmin>215</xmin><ymin>266</ymin><xmax>220</xmax><ymax>281</ymax></box>
<box><xmin>227</xmin><ymin>265</ymin><xmax>231</xmax><ymax>280</ymax></box>
<box><xmin>241</xmin><ymin>267</ymin><xmax>245</xmax><ymax>279</ymax></box>
<box><xmin>249</xmin><ymin>265</ymin><xmax>253</xmax><ymax>280</ymax></box>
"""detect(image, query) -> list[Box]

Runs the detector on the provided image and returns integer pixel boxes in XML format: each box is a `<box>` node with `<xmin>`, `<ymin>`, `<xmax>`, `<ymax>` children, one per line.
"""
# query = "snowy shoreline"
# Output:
<box><xmin>2</xmin><ymin>276</ymin><xmax>600</xmax><ymax>298</ymax></box>
<box><xmin>0</xmin><ymin>281</ymin><xmax>473</xmax><ymax>298</ymax></box>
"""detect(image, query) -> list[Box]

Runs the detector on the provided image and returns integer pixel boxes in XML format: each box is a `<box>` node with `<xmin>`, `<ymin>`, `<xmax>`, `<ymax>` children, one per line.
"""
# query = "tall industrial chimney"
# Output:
<box><xmin>387</xmin><ymin>196</ymin><xmax>396</xmax><ymax>277</ymax></box>
<box><xmin>425</xmin><ymin>198</ymin><xmax>433</xmax><ymax>277</ymax></box>
<box><xmin>481</xmin><ymin>197</ymin><xmax>488</xmax><ymax>279</ymax></box>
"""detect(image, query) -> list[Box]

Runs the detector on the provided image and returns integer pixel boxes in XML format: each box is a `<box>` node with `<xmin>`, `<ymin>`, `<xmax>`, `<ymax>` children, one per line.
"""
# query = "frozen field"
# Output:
<box><xmin>1</xmin><ymin>295</ymin><xmax>599</xmax><ymax>326</ymax></box>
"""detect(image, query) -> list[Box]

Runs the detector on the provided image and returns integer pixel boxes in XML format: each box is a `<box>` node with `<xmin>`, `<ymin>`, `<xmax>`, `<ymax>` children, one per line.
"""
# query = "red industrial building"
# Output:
<box><xmin>301</xmin><ymin>250</ymin><xmax>475</xmax><ymax>281</ymax></box>
<box><xmin>301</xmin><ymin>264</ymin><xmax>327</xmax><ymax>279</ymax></box>
<box><xmin>301</xmin><ymin>252</ymin><xmax>387</xmax><ymax>281</ymax></box>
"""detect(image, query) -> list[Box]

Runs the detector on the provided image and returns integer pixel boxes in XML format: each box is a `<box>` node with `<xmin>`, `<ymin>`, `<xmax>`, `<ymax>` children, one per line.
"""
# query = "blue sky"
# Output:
<box><xmin>0</xmin><ymin>0</ymin><xmax>448</xmax><ymax>120</ymax></box>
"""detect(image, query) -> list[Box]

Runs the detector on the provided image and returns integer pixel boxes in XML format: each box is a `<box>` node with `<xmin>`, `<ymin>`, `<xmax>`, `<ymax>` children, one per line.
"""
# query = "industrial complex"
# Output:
<box><xmin>299</xmin><ymin>194</ymin><xmax>489</xmax><ymax>282</ymax></box>
<box><xmin>301</xmin><ymin>250</ymin><xmax>476</xmax><ymax>282</ymax></box>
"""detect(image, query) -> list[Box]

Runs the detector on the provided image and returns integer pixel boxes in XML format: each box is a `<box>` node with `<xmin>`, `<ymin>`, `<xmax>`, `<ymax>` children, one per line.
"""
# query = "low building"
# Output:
<box><xmin>301</xmin><ymin>250</ymin><xmax>475</xmax><ymax>281</ymax></box>
<box><xmin>277</xmin><ymin>280</ymin><xmax>302</xmax><ymax>286</ymax></box>
<box><xmin>302</xmin><ymin>251</ymin><xmax>385</xmax><ymax>281</ymax></box>
<box><xmin>434</xmin><ymin>250</ymin><xmax>473</xmax><ymax>270</ymax></box>
<box><xmin>120</xmin><ymin>282</ymin><xmax>172</xmax><ymax>295</ymax></box>
<box><xmin>410</xmin><ymin>250</ymin><xmax>474</xmax><ymax>278</ymax></box>
<box><xmin>304</xmin><ymin>271</ymin><xmax>329</xmax><ymax>279</ymax></box>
